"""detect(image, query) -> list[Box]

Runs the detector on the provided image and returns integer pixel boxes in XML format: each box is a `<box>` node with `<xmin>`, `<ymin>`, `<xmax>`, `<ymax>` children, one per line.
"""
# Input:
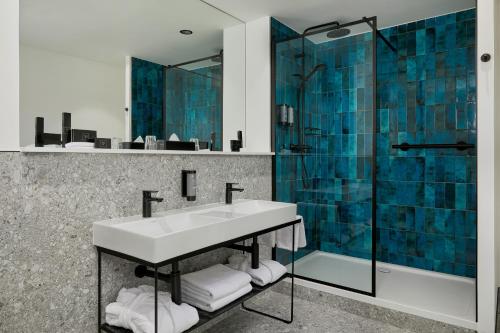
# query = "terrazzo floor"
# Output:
<box><xmin>201</xmin><ymin>291</ymin><xmax>414</xmax><ymax>333</ymax></box>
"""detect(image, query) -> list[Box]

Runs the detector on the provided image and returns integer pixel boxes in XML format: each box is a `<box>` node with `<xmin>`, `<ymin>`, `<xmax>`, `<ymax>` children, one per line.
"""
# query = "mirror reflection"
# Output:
<box><xmin>19</xmin><ymin>0</ymin><xmax>241</xmax><ymax>151</ymax></box>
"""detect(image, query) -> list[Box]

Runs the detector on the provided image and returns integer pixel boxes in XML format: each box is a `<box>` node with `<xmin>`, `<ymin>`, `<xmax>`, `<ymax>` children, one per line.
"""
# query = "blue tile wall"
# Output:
<box><xmin>131</xmin><ymin>58</ymin><xmax>223</xmax><ymax>148</ymax></box>
<box><xmin>376</xmin><ymin>9</ymin><xmax>477</xmax><ymax>277</ymax></box>
<box><xmin>131</xmin><ymin>57</ymin><xmax>165</xmax><ymax>140</ymax></box>
<box><xmin>273</xmin><ymin>9</ymin><xmax>477</xmax><ymax>278</ymax></box>
<box><xmin>165</xmin><ymin>65</ymin><xmax>222</xmax><ymax>149</ymax></box>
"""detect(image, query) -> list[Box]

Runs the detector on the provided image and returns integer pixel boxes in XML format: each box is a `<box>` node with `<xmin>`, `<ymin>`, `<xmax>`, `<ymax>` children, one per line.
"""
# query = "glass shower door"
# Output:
<box><xmin>273</xmin><ymin>19</ymin><xmax>377</xmax><ymax>295</ymax></box>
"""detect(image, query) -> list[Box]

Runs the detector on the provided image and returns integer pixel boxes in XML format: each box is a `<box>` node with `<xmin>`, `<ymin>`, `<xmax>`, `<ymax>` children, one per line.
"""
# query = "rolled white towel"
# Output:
<box><xmin>105</xmin><ymin>285</ymin><xmax>198</xmax><ymax>333</ymax></box>
<box><xmin>182</xmin><ymin>284</ymin><xmax>252</xmax><ymax>312</ymax></box>
<box><xmin>227</xmin><ymin>254</ymin><xmax>287</xmax><ymax>286</ymax></box>
<box><xmin>180</xmin><ymin>264</ymin><xmax>251</xmax><ymax>300</ymax></box>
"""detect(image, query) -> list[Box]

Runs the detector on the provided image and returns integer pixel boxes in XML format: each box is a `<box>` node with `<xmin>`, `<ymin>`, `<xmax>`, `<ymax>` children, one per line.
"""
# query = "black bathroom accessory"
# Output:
<box><xmin>198</xmin><ymin>141</ymin><xmax>209</xmax><ymax>150</ymax></box>
<box><xmin>237</xmin><ymin>130</ymin><xmax>243</xmax><ymax>147</ymax></box>
<box><xmin>225</xmin><ymin>183</ymin><xmax>244</xmax><ymax>204</ymax></box>
<box><xmin>165</xmin><ymin>141</ymin><xmax>196</xmax><ymax>151</ymax></box>
<box><xmin>230</xmin><ymin>131</ymin><xmax>243</xmax><ymax>152</ymax></box>
<box><xmin>481</xmin><ymin>53</ymin><xmax>491</xmax><ymax>62</ymax></box>
<box><xmin>210</xmin><ymin>132</ymin><xmax>216</xmax><ymax>151</ymax></box>
<box><xmin>61</xmin><ymin>112</ymin><xmax>71</xmax><ymax>147</ymax></box>
<box><xmin>392</xmin><ymin>141</ymin><xmax>475</xmax><ymax>151</ymax></box>
<box><xmin>35</xmin><ymin>117</ymin><xmax>61</xmax><ymax>147</ymax></box>
<box><xmin>94</xmin><ymin>138</ymin><xmax>111</xmax><ymax>149</ymax></box>
<box><xmin>230</xmin><ymin>140</ymin><xmax>241</xmax><ymax>152</ymax></box>
<box><xmin>119</xmin><ymin>142</ymin><xmax>145</xmax><ymax>149</ymax></box>
<box><xmin>182</xmin><ymin>170</ymin><xmax>197</xmax><ymax>201</ymax></box>
<box><xmin>142</xmin><ymin>190</ymin><xmax>164</xmax><ymax>218</ymax></box>
<box><xmin>71</xmin><ymin>129</ymin><xmax>97</xmax><ymax>143</ymax></box>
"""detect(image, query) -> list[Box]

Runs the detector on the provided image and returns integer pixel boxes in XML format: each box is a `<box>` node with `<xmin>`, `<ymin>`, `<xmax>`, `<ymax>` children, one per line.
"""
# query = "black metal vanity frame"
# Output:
<box><xmin>96</xmin><ymin>217</ymin><xmax>301</xmax><ymax>333</ymax></box>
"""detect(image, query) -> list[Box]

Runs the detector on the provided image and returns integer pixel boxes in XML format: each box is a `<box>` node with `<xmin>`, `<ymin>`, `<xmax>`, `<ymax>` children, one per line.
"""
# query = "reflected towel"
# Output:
<box><xmin>105</xmin><ymin>285</ymin><xmax>198</xmax><ymax>333</ymax></box>
<box><xmin>65</xmin><ymin>142</ymin><xmax>94</xmax><ymax>148</ymax></box>
<box><xmin>182</xmin><ymin>284</ymin><xmax>252</xmax><ymax>312</ymax></box>
<box><xmin>180</xmin><ymin>264</ymin><xmax>251</xmax><ymax>301</ymax></box>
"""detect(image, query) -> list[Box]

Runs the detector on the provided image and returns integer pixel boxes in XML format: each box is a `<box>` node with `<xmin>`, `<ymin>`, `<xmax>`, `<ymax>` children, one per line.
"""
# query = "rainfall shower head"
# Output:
<box><xmin>327</xmin><ymin>27</ymin><xmax>351</xmax><ymax>39</ymax></box>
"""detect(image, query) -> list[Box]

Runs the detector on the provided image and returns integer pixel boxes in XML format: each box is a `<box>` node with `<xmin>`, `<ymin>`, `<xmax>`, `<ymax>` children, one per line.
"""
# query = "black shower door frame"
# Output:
<box><xmin>271</xmin><ymin>16</ymin><xmax>378</xmax><ymax>297</ymax></box>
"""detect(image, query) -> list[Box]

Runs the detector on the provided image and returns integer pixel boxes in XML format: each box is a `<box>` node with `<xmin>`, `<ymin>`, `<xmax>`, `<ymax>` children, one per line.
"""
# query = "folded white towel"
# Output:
<box><xmin>105</xmin><ymin>285</ymin><xmax>198</xmax><ymax>333</ymax></box>
<box><xmin>259</xmin><ymin>215</ymin><xmax>307</xmax><ymax>251</ymax></box>
<box><xmin>182</xmin><ymin>284</ymin><xmax>252</xmax><ymax>312</ymax></box>
<box><xmin>65</xmin><ymin>141</ymin><xmax>94</xmax><ymax>148</ymax></box>
<box><xmin>227</xmin><ymin>254</ymin><xmax>287</xmax><ymax>286</ymax></box>
<box><xmin>180</xmin><ymin>264</ymin><xmax>251</xmax><ymax>300</ymax></box>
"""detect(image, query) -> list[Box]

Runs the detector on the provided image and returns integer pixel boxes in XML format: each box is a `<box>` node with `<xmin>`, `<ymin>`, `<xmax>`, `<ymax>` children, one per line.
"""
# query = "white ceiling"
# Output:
<box><xmin>205</xmin><ymin>0</ymin><xmax>475</xmax><ymax>39</ymax></box>
<box><xmin>20</xmin><ymin>0</ymin><xmax>242</xmax><ymax>67</ymax></box>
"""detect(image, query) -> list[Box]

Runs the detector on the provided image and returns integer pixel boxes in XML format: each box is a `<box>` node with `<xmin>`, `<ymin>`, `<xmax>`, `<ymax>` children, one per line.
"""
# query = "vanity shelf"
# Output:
<box><xmin>99</xmin><ymin>273</ymin><xmax>290</xmax><ymax>333</ymax></box>
<box><xmin>96</xmin><ymin>217</ymin><xmax>300</xmax><ymax>333</ymax></box>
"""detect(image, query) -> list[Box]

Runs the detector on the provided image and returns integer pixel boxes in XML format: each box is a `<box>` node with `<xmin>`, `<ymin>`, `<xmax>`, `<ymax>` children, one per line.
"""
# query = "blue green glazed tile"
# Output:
<box><xmin>273</xmin><ymin>10</ymin><xmax>476</xmax><ymax>278</ymax></box>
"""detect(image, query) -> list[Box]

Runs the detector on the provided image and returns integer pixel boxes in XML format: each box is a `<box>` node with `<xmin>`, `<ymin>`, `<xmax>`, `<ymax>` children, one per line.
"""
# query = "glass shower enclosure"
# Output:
<box><xmin>273</xmin><ymin>18</ymin><xmax>378</xmax><ymax>295</ymax></box>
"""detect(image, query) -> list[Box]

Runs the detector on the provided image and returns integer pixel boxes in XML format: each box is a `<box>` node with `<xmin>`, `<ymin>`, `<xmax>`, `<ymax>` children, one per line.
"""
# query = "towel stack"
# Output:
<box><xmin>181</xmin><ymin>264</ymin><xmax>252</xmax><ymax>312</ymax></box>
<box><xmin>227</xmin><ymin>254</ymin><xmax>287</xmax><ymax>286</ymax></box>
<box><xmin>105</xmin><ymin>285</ymin><xmax>199</xmax><ymax>333</ymax></box>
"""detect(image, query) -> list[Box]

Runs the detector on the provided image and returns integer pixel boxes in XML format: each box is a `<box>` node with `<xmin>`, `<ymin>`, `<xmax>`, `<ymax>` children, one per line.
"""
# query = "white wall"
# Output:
<box><xmin>477</xmin><ymin>0</ymin><xmax>498</xmax><ymax>331</ymax></box>
<box><xmin>245</xmin><ymin>17</ymin><xmax>271</xmax><ymax>153</ymax></box>
<box><xmin>223</xmin><ymin>18</ymin><xmax>271</xmax><ymax>153</ymax></box>
<box><xmin>125</xmin><ymin>56</ymin><xmax>132</xmax><ymax>142</ymax></box>
<box><xmin>223</xmin><ymin>24</ymin><xmax>246</xmax><ymax>152</ymax></box>
<box><xmin>20</xmin><ymin>45</ymin><xmax>125</xmax><ymax>146</ymax></box>
<box><xmin>0</xmin><ymin>0</ymin><xmax>19</xmax><ymax>150</ymax></box>
<box><xmin>495</xmin><ymin>0</ymin><xmax>500</xmax><ymax>291</ymax></box>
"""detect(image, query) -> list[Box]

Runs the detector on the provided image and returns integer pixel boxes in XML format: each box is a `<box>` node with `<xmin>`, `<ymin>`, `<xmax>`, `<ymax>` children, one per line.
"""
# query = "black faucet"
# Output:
<box><xmin>226</xmin><ymin>183</ymin><xmax>244</xmax><ymax>204</ymax></box>
<box><xmin>143</xmin><ymin>190</ymin><xmax>164</xmax><ymax>218</ymax></box>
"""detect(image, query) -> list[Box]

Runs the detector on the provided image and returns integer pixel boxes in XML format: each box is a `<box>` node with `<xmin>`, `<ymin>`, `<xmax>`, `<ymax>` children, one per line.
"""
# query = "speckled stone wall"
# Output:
<box><xmin>0</xmin><ymin>152</ymin><xmax>272</xmax><ymax>333</ymax></box>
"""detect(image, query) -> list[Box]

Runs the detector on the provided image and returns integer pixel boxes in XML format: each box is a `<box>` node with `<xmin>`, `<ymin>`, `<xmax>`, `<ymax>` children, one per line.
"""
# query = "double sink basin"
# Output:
<box><xmin>93</xmin><ymin>200</ymin><xmax>297</xmax><ymax>263</ymax></box>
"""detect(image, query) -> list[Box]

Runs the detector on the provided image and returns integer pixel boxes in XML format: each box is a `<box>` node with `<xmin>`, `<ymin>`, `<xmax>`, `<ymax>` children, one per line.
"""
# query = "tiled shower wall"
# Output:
<box><xmin>376</xmin><ymin>9</ymin><xmax>477</xmax><ymax>277</ymax></box>
<box><xmin>131</xmin><ymin>58</ymin><xmax>223</xmax><ymax>147</ymax></box>
<box><xmin>273</xmin><ymin>9</ymin><xmax>477</xmax><ymax>277</ymax></box>
<box><xmin>165</xmin><ymin>65</ymin><xmax>222</xmax><ymax>149</ymax></box>
<box><xmin>131</xmin><ymin>57</ymin><xmax>165</xmax><ymax>140</ymax></box>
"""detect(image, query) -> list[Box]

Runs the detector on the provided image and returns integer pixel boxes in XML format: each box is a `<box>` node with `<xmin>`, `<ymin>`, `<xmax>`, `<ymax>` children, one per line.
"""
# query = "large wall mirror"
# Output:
<box><xmin>19</xmin><ymin>0</ymin><xmax>243</xmax><ymax>151</ymax></box>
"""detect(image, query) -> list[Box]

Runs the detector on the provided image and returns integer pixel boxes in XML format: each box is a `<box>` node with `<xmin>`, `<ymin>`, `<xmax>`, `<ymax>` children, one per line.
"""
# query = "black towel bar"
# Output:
<box><xmin>392</xmin><ymin>142</ymin><xmax>475</xmax><ymax>151</ymax></box>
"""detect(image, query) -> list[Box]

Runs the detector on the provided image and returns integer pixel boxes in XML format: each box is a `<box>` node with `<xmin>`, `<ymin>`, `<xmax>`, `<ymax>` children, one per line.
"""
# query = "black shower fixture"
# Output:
<box><xmin>326</xmin><ymin>27</ymin><xmax>351</xmax><ymax>39</ymax></box>
<box><xmin>179</xmin><ymin>29</ymin><xmax>193</xmax><ymax>35</ymax></box>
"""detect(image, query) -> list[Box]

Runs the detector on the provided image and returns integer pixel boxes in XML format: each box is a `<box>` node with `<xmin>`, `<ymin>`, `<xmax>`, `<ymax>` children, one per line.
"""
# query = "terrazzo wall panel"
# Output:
<box><xmin>0</xmin><ymin>151</ymin><xmax>271</xmax><ymax>332</ymax></box>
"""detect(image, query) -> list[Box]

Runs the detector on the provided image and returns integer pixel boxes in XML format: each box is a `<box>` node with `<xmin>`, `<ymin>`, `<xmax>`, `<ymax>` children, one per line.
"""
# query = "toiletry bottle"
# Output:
<box><xmin>237</xmin><ymin>130</ymin><xmax>243</xmax><ymax>148</ymax></box>
<box><xmin>210</xmin><ymin>132</ymin><xmax>216</xmax><ymax>151</ymax></box>
<box><xmin>279</xmin><ymin>104</ymin><xmax>288</xmax><ymax>125</ymax></box>
<box><xmin>287</xmin><ymin>106</ymin><xmax>294</xmax><ymax>127</ymax></box>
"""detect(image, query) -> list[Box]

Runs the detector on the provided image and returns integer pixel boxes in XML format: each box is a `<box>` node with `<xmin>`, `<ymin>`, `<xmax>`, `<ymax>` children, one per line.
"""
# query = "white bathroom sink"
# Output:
<box><xmin>93</xmin><ymin>200</ymin><xmax>297</xmax><ymax>263</ymax></box>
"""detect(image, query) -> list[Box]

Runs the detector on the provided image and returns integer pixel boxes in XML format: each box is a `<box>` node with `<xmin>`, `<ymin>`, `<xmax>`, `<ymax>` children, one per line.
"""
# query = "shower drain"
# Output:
<box><xmin>378</xmin><ymin>268</ymin><xmax>391</xmax><ymax>273</ymax></box>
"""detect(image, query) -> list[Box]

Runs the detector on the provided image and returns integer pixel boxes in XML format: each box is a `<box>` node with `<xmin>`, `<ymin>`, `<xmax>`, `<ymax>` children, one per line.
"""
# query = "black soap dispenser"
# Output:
<box><xmin>182</xmin><ymin>170</ymin><xmax>197</xmax><ymax>201</ymax></box>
